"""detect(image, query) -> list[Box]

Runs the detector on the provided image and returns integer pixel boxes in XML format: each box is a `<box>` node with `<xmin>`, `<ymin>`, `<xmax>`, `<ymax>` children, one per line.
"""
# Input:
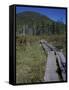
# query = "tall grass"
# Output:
<box><xmin>16</xmin><ymin>34</ymin><xmax>66</xmax><ymax>83</ymax></box>
<box><xmin>16</xmin><ymin>42</ymin><xmax>47</xmax><ymax>83</ymax></box>
<box><xmin>16</xmin><ymin>34</ymin><xmax>66</xmax><ymax>56</ymax></box>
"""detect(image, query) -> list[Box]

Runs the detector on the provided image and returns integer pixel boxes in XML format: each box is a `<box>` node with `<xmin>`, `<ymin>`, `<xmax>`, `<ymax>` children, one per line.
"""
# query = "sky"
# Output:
<box><xmin>16</xmin><ymin>6</ymin><xmax>67</xmax><ymax>24</ymax></box>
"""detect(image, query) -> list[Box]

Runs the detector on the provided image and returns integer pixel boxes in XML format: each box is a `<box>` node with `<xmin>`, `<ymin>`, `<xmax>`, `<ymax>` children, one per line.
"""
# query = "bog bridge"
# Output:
<box><xmin>40</xmin><ymin>40</ymin><xmax>66</xmax><ymax>82</ymax></box>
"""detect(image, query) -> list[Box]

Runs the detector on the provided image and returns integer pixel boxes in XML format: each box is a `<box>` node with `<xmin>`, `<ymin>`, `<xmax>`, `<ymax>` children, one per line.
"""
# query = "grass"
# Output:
<box><xmin>16</xmin><ymin>42</ymin><xmax>47</xmax><ymax>84</ymax></box>
<box><xmin>16</xmin><ymin>34</ymin><xmax>66</xmax><ymax>83</ymax></box>
<box><xmin>16</xmin><ymin>34</ymin><xmax>66</xmax><ymax>56</ymax></box>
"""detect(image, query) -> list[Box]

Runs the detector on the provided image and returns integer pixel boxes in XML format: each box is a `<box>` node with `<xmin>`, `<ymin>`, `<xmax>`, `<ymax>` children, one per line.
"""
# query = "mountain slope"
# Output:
<box><xmin>16</xmin><ymin>11</ymin><xmax>53</xmax><ymax>25</ymax></box>
<box><xmin>16</xmin><ymin>11</ymin><xmax>65</xmax><ymax>35</ymax></box>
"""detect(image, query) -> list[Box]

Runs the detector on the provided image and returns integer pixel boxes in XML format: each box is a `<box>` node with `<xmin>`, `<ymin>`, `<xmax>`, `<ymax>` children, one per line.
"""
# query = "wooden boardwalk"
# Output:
<box><xmin>40</xmin><ymin>40</ymin><xmax>66</xmax><ymax>82</ymax></box>
<box><xmin>44</xmin><ymin>51</ymin><xmax>60</xmax><ymax>81</ymax></box>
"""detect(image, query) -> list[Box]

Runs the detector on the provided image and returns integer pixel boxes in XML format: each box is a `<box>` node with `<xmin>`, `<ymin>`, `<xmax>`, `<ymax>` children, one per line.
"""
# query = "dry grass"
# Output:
<box><xmin>16</xmin><ymin>42</ymin><xmax>47</xmax><ymax>84</ymax></box>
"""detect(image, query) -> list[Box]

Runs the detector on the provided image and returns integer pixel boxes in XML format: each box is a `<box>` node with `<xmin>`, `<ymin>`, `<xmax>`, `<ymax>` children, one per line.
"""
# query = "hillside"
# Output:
<box><xmin>16</xmin><ymin>11</ymin><xmax>65</xmax><ymax>36</ymax></box>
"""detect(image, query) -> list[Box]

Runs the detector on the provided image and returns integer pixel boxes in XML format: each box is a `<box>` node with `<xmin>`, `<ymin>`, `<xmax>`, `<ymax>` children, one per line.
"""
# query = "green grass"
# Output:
<box><xmin>16</xmin><ymin>34</ymin><xmax>66</xmax><ymax>55</ymax></box>
<box><xmin>16</xmin><ymin>42</ymin><xmax>47</xmax><ymax>84</ymax></box>
<box><xmin>16</xmin><ymin>34</ymin><xmax>66</xmax><ymax>83</ymax></box>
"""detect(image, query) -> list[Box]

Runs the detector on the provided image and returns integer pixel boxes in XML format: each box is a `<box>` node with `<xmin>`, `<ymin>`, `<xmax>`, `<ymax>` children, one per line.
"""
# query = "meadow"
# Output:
<box><xmin>16</xmin><ymin>34</ymin><xmax>66</xmax><ymax>83</ymax></box>
<box><xmin>16</xmin><ymin>37</ymin><xmax>47</xmax><ymax>83</ymax></box>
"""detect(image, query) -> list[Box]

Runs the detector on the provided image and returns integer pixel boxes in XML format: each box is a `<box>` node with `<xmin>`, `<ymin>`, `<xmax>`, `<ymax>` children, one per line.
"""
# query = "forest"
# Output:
<box><xmin>16</xmin><ymin>11</ymin><xmax>66</xmax><ymax>36</ymax></box>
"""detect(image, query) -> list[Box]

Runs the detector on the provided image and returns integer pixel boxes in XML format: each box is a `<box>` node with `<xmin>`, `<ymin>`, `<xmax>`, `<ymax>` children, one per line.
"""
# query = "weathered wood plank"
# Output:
<box><xmin>44</xmin><ymin>51</ymin><xmax>60</xmax><ymax>82</ymax></box>
<box><xmin>40</xmin><ymin>40</ymin><xmax>66</xmax><ymax>82</ymax></box>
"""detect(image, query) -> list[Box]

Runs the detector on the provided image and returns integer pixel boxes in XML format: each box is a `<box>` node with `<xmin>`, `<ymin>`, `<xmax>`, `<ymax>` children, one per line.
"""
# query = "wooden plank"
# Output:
<box><xmin>40</xmin><ymin>40</ymin><xmax>66</xmax><ymax>81</ymax></box>
<box><xmin>56</xmin><ymin>52</ymin><xmax>66</xmax><ymax>81</ymax></box>
<box><xmin>44</xmin><ymin>51</ymin><xmax>60</xmax><ymax>82</ymax></box>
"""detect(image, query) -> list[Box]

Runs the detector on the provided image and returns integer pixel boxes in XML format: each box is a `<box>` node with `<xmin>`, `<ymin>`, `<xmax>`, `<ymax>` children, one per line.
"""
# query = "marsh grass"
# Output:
<box><xmin>16</xmin><ymin>34</ymin><xmax>66</xmax><ymax>83</ymax></box>
<box><xmin>16</xmin><ymin>42</ymin><xmax>47</xmax><ymax>83</ymax></box>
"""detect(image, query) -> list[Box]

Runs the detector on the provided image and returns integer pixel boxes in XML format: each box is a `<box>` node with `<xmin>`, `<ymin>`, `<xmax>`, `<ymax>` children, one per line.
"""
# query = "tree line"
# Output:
<box><xmin>16</xmin><ymin>21</ymin><xmax>65</xmax><ymax>36</ymax></box>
